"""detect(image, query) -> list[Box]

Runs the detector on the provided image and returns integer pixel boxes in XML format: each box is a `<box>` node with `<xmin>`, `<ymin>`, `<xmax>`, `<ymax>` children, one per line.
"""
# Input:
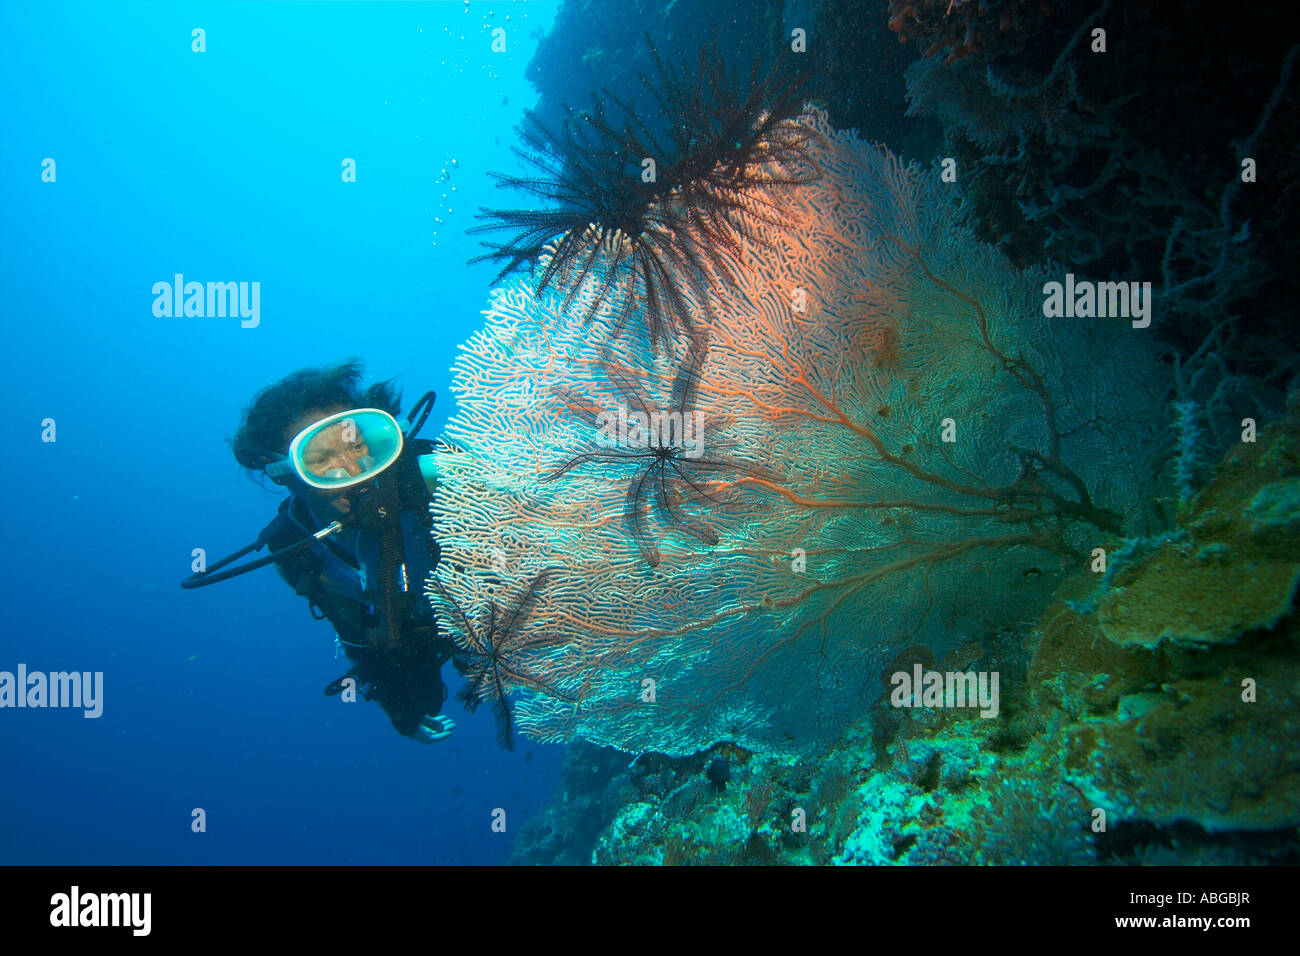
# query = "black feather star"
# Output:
<box><xmin>545</xmin><ymin>345</ymin><xmax>767</xmax><ymax>567</ymax></box>
<box><xmin>468</xmin><ymin>36</ymin><xmax>821</xmax><ymax>352</ymax></box>
<box><xmin>426</xmin><ymin>569</ymin><xmax>572</xmax><ymax>751</ymax></box>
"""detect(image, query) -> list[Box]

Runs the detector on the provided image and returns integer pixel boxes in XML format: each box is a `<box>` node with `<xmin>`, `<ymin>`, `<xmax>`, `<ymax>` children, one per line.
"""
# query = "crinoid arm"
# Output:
<box><xmin>425</xmin><ymin>567</ymin><xmax>573</xmax><ymax>751</ymax></box>
<box><xmin>469</xmin><ymin>36</ymin><xmax>821</xmax><ymax>353</ymax></box>
<box><xmin>541</xmin><ymin>327</ymin><xmax>767</xmax><ymax>566</ymax></box>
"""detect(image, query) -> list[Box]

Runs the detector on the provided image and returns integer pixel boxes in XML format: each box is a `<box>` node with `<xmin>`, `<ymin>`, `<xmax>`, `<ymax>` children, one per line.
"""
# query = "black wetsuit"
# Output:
<box><xmin>258</xmin><ymin>442</ymin><xmax>453</xmax><ymax>738</ymax></box>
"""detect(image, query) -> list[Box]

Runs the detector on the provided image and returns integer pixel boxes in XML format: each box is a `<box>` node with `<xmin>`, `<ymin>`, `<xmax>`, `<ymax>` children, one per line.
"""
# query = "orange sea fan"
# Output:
<box><xmin>428</xmin><ymin>110</ymin><xmax>1164</xmax><ymax>756</ymax></box>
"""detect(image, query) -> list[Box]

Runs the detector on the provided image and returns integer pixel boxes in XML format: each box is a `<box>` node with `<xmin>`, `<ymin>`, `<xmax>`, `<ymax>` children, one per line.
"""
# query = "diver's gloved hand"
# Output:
<box><xmin>412</xmin><ymin>713</ymin><xmax>456</xmax><ymax>743</ymax></box>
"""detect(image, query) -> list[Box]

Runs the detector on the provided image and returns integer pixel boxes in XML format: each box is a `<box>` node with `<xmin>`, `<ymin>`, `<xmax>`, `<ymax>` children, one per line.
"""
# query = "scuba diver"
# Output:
<box><xmin>183</xmin><ymin>360</ymin><xmax>458</xmax><ymax>744</ymax></box>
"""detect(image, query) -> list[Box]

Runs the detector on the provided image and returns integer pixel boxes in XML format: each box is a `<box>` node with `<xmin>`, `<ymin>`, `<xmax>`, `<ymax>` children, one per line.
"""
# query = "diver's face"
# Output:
<box><xmin>285</xmin><ymin>407</ymin><xmax>366</xmax><ymax>514</ymax></box>
<box><xmin>300</xmin><ymin>421</ymin><xmax>372</xmax><ymax>480</ymax></box>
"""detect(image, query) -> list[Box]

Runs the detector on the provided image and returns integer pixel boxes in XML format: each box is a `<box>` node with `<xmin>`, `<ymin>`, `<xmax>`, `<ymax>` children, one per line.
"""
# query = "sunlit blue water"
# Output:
<box><xmin>1</xmin><ymin>0</ymin><xmax>565</xmax><ymax>865</ymax></box>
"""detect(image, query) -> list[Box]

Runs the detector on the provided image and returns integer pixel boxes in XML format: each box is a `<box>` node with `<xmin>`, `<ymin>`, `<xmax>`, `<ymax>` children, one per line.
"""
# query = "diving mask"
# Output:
<box><xmin>271</xmin><ymin>408</ymin><xmax>405</xmax><ymax>490</ymax></box>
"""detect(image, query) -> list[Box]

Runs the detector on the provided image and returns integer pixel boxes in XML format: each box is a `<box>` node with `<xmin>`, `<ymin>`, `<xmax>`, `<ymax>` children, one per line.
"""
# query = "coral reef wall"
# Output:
<box><xmin>429</xmin><ymin>111</ymin><xmax>1164</xmax><ymax>757</ymax></box>
<box><xmin>523</xmin><ymin>0</ymin><xmax>787</xmax><ymax>157</ymax></box>
<box><xmin>894</xmin><ymin>1</ymin><xmax>1299</xmax><ymax>452</ymax></box>
<box><xmin>514</xmin><ymin>415</ymin><xmax>1300</xmax><ymax>865</ymax></box>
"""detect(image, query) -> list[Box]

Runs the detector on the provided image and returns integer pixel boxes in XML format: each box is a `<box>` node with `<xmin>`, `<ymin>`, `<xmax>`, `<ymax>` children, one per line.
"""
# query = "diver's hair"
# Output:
<box><xmin>230</xmin><ymin>359</ymin><xmax>403</xmax><ymax>473</ymax></box>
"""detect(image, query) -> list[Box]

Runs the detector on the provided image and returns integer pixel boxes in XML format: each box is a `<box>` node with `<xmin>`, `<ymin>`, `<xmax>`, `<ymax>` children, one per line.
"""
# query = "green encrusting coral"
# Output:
<box><xmin>512</xmin><ymin>414</ymin><xmax>1300</xmax><ymax>864</ymax></box>
<box><xmin>1040</xmin><ymin>415</ymin><xmax>1300</xmax><ymax>834</ymax></box>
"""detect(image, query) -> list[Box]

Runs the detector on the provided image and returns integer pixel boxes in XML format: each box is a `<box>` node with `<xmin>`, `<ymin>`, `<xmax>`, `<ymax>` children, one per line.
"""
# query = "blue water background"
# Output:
<box><xmin>0</xmin><ymin>0</ymin><xmax>567</xmax><ymax>865</ymax></box>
